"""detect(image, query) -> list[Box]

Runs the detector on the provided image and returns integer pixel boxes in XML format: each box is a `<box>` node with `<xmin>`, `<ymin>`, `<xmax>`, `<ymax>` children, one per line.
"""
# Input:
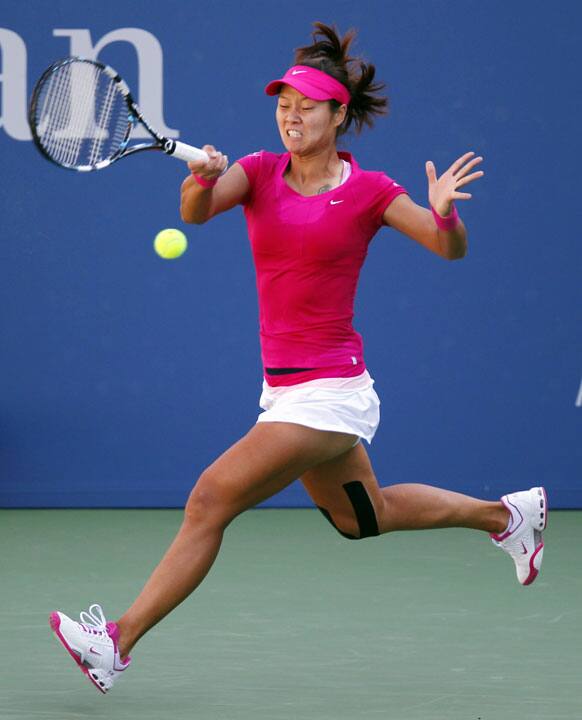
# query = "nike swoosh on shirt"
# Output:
<box><xmin>330</xmin><ymin>200</ymin><xmax>344</xmax><ymax>205</ymax></box>
<box><xmin>291</xmin><ymin>69</ymin><xmax>308</xmax><ymax>75</ymax></box>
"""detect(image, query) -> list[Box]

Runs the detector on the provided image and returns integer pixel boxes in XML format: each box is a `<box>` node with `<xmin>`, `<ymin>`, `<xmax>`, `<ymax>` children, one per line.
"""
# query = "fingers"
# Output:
<box><xmin>187</xmin><ymin>144</ymin><xmax>228</xmax><ymax>178</ymax></box>
<box><xmin>454</xmin><ymin>170</ymin><xmax>484</xmax><ymax>189</ymax></box>
<box><xmin>450</xmin><ymin>151</ymin><xmax>477</xmax><ymax>176</ymax></box>
<box><xmin>204</xmin><ymin>145</ymin><xmax>229</xmax><ymax>176</ymax></box>
<box><xmin>186</xmin><ymin>159</ymin><xmax>206</xmax><ymax>174</ymax></box>
<box><xmin>425</xmin><ymin>160</ymin><xmax>437</xmax><ymax>184</ymax></box>
<box><xmin>454</xmin><ymin>155</ymin><xmax>484</xmax><ymax>180</ymax></box>
<box><xmin>448</xmin><ymin>152</ymin><xmax>484</xmax><ymax>200</ymax></box>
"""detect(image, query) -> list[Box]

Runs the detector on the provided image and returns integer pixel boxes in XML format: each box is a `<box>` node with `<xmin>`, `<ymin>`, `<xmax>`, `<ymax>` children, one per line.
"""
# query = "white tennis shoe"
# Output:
<box><xmin>490</xmin><ymin>486</ymin><xmax>548</xmax><ymax>586</ymax></box>
<box><xmin>49</xmin><ymin>604</ymin><xmax>131</xmax><ymax>694</ymax></box>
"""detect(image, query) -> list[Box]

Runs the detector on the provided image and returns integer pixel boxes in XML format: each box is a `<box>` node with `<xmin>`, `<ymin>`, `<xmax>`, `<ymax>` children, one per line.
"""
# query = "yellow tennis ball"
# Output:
<box><xmin>154</xmin><ymin>228</ymin><xmax>188</xmax><ymax>259</ymax></box>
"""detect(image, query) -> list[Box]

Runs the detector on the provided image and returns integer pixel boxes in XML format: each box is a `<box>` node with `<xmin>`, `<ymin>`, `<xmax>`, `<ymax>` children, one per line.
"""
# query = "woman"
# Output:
<box><xmin>49</xmin><ymin>23</ymin><xmax>547</xmax><ymax>694</ymax></box>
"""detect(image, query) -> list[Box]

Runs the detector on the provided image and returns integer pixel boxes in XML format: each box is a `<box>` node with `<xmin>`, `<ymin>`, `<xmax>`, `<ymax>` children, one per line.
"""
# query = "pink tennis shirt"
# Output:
<box><xmin>236</xmin><ymin>150</ymin><xmax>407</xmax><ymax>383</ymax></box>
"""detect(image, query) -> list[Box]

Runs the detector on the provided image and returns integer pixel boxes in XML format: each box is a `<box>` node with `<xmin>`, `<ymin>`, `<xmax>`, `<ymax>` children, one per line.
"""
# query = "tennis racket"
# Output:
<box><xmin>28</xmin><ymin>56</ymin><xmax>210</xmax><ymax>172</ymax></box>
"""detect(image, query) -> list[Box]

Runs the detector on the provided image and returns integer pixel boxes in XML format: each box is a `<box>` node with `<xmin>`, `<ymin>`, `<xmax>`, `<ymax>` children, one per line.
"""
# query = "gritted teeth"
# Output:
<box><xmin>287</xmin><ymin>130</ymin><xmax>302</xmax><ymax>137</ymax></box>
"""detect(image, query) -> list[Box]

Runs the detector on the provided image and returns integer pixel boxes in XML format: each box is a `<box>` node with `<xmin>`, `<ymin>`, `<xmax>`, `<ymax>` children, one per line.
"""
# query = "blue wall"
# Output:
<box><xmin>1</xmin><ymin>0</ymin><xmax>580</xmax><ymax>508</ymax></box>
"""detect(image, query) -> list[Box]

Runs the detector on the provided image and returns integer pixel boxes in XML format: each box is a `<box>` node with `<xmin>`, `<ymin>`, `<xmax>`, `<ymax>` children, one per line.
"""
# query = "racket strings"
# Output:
<box><xmin>40</xmin><ymin>64</ymin><xmax>83</xmax><ymax>164</ymax></box>
<box><xmin>55</xmin><ymin>65</ymin><xmax>90</xmax><ymax>166</ymax></box>
<box><xmin>39</xmin><ymin>68</ymin><xmax>71</xmax><ymax>161</ymax></box>
<box><xmin>33</xmin><ymin>60</ymin><xmax>130</xmax><ymax>170</ymax></box>
<box><xmin>67</xmin><ymin>65</ymin><xmax>100</xmax><ymax>165</ymax></box>
<box><xmin>89</xmin><ymin>76</ymin><xmax>117</xmax><ymax>167</ymax></box>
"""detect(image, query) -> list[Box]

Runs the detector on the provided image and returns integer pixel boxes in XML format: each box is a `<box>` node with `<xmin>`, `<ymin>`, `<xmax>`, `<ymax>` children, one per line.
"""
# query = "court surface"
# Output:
<box><xmin>0</xmin><ymin>508</ymin><xmax>579</xmax><ymax>720</ymax></box>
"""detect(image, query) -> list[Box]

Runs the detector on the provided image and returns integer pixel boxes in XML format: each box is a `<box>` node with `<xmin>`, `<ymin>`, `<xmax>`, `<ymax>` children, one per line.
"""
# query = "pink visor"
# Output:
<box><xmin>264</xmin><ymin>65</ymin><xmax>350</xmax><ymax>105</ymax></box>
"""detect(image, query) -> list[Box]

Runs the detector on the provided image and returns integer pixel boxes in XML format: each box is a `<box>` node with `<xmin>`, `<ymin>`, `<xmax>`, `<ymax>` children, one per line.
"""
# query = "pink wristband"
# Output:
<box><xmin>192</xmin><ymin>173</ymin><xmax>218</xmax><ymax>189</ymax></box>
<box><xmin>431</xmin><ymin>203</ymin><xmax>459</xmax><ymax>231</ymax></box>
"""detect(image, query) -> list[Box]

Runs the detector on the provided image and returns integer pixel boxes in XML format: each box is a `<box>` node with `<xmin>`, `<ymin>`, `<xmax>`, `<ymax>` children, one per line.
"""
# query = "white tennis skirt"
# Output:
<box><xmin>256</xmin><ymin>370</ymin><xmax>380</xmax><ymax>444</ymax></box>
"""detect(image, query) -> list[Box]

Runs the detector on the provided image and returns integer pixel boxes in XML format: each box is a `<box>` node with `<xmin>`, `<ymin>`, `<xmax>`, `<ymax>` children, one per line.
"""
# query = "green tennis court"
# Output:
<box><xmin>1</xmin><ymin>508</ymin><xmax>579</xmax><ymax>720</ymax></box>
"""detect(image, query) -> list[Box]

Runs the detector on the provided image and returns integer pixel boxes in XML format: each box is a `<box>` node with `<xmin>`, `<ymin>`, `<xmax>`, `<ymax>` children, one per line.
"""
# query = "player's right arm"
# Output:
<box><xmin>180</xmin><ymin>144</ymin><xmax>249</xmax><ymax>224</ymax></box>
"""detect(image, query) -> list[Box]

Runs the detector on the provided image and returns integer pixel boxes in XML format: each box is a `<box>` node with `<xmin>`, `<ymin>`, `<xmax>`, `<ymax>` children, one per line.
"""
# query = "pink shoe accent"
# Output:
<box><xmin>490</xmin><ymin>529</ymin><xmax>508</xmax><ymax>542</ymax></box>
<box><xmin>490</xmin><ymin>496</ymin><xmax>524</xmax><ymax>542</ymax></box>
<box><xmin>49</xmin><ymin>612</ymin><xmax>61</xmax><ymax>634</ymax></box>
<box><xmin>106</xmin><ymin>621</ymin><xmax>131</xmax><ymax>666</ymax></box>
<box><xmin>49</xmin><ymin>612</ymin><xmax>107</xmax><ymax>695</ymax></box>
<box><xmin>106</xmin><ymin>621</ymin><xmax>120</xmax><ymax>645</ymax></box>
<box><xmin>522</xmin><ymin>542</ymin><xmax>544</xmax><ymax>586</ymax></box>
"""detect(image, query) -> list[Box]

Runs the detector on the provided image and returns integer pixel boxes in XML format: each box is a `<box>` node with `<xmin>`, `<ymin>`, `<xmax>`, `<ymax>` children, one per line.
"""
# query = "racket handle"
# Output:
<box><xmin>164</xmin><ymin>140</ymin><xmax>209</xmax><ymax>163</ymax></box>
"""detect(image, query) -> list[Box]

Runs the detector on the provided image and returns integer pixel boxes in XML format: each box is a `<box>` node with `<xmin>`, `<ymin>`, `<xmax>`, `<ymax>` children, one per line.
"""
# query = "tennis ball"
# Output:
<box><xmin>154</xmin><ymin>228</ymin><xmax>188</xmax><ymax>259</ymax></box>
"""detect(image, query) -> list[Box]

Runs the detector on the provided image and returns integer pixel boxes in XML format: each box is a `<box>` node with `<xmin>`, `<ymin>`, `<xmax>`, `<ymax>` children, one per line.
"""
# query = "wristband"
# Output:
<box><xmin>192</xmin><ymin>173</ymin><xmax>218</xmax><ymax>189</ymax></box>
<box><xmin>431</xmin><ymin>203</ymin><xmax>459</xmax><ymax>231</ymax></box>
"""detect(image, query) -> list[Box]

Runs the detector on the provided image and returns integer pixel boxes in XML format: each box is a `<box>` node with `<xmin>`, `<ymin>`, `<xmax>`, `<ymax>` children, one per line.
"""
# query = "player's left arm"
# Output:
<box><xmin>383</xmin><ymin>151</ymin><xmax>484</xmax><ymax>261</ymax></box>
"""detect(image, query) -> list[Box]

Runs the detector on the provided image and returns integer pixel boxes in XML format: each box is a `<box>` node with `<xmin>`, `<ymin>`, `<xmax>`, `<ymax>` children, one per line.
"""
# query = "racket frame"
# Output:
<box><xmin>28</xmin><ymin>56</ymin><xmax>208</xmax><ymax>172</ymax></box>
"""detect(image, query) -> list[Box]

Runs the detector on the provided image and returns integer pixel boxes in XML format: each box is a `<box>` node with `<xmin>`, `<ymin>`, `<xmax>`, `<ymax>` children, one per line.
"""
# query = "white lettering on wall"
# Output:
<box><xmin>53</xmin><ymin>28</ymin><xmax>178</xmax><ymax>140</ymax></box>
<box><xmin>0</xmin><ymin>28</ymin><xmax>29</xmax><ymax>140</ymax></box>
<box><xmin>0</xmin><ymin>27</ymin><xmax>179</xmax><ymax>141</ymax></box>
<box><xmin>44</xmin><ymin>60</ymin><xmax>109</xmax><ymax>142</ymax></box>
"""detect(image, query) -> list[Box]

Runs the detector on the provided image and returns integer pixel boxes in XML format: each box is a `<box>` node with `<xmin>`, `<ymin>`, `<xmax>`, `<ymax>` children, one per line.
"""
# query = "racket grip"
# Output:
<box><xmin>164</xmin><ymin>140</ymin><xmax>209</xmax><ymax>164</ymax></box>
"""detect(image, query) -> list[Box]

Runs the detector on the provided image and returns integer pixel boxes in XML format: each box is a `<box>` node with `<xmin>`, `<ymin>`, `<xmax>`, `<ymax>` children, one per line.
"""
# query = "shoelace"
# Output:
<box><xmin>79</xmin><ymin>603</ymin><xmax>108</xmax><ymax>636</ymax></box>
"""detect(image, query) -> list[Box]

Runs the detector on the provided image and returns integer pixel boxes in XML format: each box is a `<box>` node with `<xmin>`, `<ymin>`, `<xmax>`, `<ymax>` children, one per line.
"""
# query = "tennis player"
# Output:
<box><xmin>50</xmin><ymin>23</ymin><xmax>548</xmax><ymax>694</ymax></box>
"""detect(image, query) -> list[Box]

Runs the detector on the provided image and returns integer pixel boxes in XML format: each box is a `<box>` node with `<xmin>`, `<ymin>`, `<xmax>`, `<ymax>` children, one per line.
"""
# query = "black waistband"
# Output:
<box><xmin>265</xmin><ymin>367</ymin><xmax>315</xmax><ymax>376</ymax></box>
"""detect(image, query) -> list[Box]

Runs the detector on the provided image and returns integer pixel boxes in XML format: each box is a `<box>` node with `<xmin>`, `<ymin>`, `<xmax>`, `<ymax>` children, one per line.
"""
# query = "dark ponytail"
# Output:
<box><xmin>293</xmin><ymin>22</ymin><xmax>388</xmax><ymax>136</ymax></box>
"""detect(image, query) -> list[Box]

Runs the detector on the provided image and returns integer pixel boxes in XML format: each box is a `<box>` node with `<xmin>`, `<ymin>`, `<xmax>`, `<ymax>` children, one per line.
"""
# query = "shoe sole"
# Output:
<box><xmin>522</xmin><ymin>486</ymin><xmax>548</xmax><ymax>586</ymax></box>
<box><xmin>49</xmin><ymin>612</ymin><xmax>107</xmax><ymax>694</ymax></box>
<box><xmin>539</xmin><ymin>486</ymin><xmax>549</xmax><ymax>531</ymax></box>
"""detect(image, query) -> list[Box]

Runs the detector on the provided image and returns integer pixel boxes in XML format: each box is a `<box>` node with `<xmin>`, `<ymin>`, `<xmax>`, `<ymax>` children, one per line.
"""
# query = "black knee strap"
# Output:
<box><xmin>317</xmin><ymin>481</ymin><xmax>380</xmax><ymax>540</ymax></box>
<box><xmin>343</xmin><ymin>481</ymin><xmax>380</xmax><ymax>538</ymax></box>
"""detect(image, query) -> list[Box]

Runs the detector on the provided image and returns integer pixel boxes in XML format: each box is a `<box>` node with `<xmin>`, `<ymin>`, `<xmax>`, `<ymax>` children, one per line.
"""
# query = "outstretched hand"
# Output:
<box><xmin>426</xmin><ymin>151</ymin><xmax>484</xmax><ymax>217</ymax></box>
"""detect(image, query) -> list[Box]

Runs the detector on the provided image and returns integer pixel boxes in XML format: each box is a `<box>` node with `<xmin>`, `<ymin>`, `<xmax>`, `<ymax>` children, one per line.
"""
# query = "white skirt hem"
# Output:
<box><xmin>255</xmin><ymin>370</ymin><xmax>380</xmax><ymax>445</ymax></box>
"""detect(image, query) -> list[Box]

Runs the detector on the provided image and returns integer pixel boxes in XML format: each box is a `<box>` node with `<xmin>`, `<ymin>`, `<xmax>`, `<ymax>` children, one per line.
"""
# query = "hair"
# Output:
<box><xmin>293</xmin><ymin>22</ymin><xmax>388</xmax><ymax>136</ymax></box>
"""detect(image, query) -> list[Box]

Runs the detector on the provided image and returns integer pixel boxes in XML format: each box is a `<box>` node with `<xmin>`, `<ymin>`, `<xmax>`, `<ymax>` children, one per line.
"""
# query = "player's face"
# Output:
<box><xmin>276</xmin><ymin>86</ymin><xmax>345</xmax><ymax>155</ymax></box>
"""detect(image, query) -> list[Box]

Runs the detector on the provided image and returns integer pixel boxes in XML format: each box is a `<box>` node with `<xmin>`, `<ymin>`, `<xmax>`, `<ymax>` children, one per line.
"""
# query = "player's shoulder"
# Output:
<box><xmin>236</xmin><ymin>150</ymin><xmax>284</xmax><ymax>179</ymax></box>
<box><xmin>236</xmin><ymin>150</ymin><xmax>286</xmax><ymax>191</ymax></box>
<box><xmin>239</xmin><ymin>150</ymin><xmax>284</xmax><ymax>165</ymax></box>
<box><xmin>357</xmin><ymin>167</ymin><xmax>401</xmax><ymax>188</ymax></box>
<box><xmin>344</xmin><ymin>153</ymin><xmax>402</xmax><ymax>189</ymax></box>
<box><xmin>353</xmin><ymin>169</ymin><xmax>405</xmax><ymax>201</ymax></box>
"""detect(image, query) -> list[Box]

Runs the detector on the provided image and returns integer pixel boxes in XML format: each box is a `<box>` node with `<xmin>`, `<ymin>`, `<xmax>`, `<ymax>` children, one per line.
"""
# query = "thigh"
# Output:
<box><xmin>191</xmin><ymin>422</ymin><xmax>359</xmax><ymax>520</ymax></box>
<box><xmin>300</xmin><ymin>442</ymin><xmax>386</xmax><ymax>536</ymax></box>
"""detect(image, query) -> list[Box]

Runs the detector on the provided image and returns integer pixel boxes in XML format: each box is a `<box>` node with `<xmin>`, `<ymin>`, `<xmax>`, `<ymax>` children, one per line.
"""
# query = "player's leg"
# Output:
<box><xmin>300</xmin><ymin>441</ymin><xmax>510</xmax><ymax>538</ymax></box>
<box><xmin>51</xmin><ymin>422</ymin><xmax>358</xmax><ymax>692</ymax></box>
<box><xmin>301</xmin><ymin>443</ymin><xmax>547</xmax><ymax>586</ymax></box>
<box><xmin>115</xmin><ymin>422</ymin><xmax>358</xmax><ymax>658</ymax></box>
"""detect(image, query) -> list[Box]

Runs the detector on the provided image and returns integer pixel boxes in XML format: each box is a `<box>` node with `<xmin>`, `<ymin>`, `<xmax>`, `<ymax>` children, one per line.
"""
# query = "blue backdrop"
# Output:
<box><xmin>1</xmin><ymin>0</ymin><xmax>580</xmax><ymax>508</ymax></box>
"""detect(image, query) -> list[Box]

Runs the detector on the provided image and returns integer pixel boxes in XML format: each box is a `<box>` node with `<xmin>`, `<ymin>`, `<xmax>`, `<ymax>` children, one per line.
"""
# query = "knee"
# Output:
<box><xmin>317</xmin><ymin>506</ymin><xmax>365</xmax><ymax>540</ymax></box>
<box><xmin>317</xmin><ymin>481</ymin><xmax>383</xmax><ymax>540</ymax></box>
<box><xmin>184</xmin><ymin>469</ymin><xmax>232</xmax><ymax>529</ymax></box>
<box><xmin>336</xmin><ymin>516</ymin><xmax>364</xmax><ymax>540</ymax></box>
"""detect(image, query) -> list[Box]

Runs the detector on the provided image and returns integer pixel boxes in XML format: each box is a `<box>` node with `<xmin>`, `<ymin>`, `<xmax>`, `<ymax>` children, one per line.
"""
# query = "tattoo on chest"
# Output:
<box><xmin>317</xmin><ymin>184</ymin><xmax>333</xmax><ymax>195</ymax></box>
